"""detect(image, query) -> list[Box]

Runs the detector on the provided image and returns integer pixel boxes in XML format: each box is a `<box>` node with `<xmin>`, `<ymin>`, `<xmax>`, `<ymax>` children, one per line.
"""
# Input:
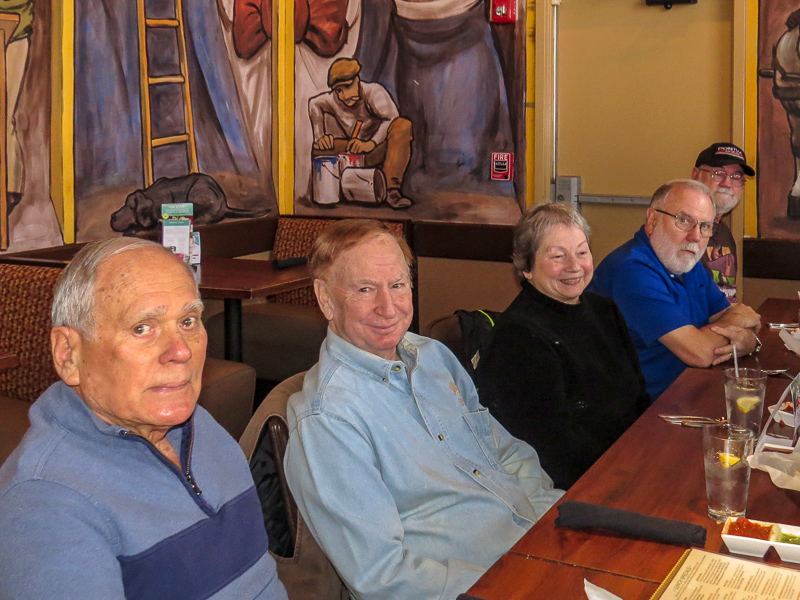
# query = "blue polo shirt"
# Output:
<box><xmin>589</xmin><ymin>227</ymin><xmax>729</xmax><ymax>399</ymax></box>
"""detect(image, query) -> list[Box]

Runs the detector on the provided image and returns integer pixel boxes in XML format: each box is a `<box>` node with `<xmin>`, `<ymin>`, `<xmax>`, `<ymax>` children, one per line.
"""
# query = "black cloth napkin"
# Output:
<box><xmin>555</xmin><ymin>500</ymin><xmax>707</xmax><ymax>546</ymax></box>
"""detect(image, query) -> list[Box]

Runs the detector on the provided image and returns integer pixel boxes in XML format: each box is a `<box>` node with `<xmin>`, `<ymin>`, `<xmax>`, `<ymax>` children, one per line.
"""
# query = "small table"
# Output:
<box><xmin>0</xmin><ymin>349</ymin><xmax>19</xmax><ymax>371</ymax></box>
<box><xmin>197</xmin><ymin>257</ymin><xmax>313</xmax><ymax>362</ymax></box>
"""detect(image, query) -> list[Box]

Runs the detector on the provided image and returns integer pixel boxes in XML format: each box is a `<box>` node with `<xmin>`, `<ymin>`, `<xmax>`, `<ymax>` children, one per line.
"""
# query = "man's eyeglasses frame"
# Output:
<box><xmin>653</xmin><ymin>209</ymin><xmax>717</xmax><ymax>238</ymax></box>
<box><xmin>698</xmin><ymin>167</ymin><xmax>746</xmax><ymax>188</ymax></box>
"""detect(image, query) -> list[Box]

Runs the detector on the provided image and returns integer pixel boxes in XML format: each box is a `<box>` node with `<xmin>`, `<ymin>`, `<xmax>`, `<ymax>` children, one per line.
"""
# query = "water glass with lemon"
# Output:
<box><xmin>724</xmin><ymin>368</ymin><xmax>767</xmax><ymax>437</ymax></box>
<box><xmin>703</xmin><ymin>423</ymin><xmax>755</xmax><ymax>522</ymax></box>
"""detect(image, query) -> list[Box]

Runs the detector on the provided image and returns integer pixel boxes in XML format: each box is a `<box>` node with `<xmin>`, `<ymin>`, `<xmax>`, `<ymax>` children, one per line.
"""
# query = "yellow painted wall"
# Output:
<box><xmin>557</xmin><ymin>0</ymin><xmax>734</xmax><ymax>264</ymax></box>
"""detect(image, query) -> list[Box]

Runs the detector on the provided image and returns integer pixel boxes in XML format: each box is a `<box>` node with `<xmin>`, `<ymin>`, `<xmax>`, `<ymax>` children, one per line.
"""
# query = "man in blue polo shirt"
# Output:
<box><xmin>590</xmin><ymin>179</ymin><xmax>761</xmax><ymax>399</ymax></box>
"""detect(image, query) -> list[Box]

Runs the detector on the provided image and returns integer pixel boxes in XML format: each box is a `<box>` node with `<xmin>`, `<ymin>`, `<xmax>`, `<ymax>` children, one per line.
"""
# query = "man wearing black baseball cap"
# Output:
<box><xmin>691</xmin><ymin>143</ymin><xmax>755</xmax><ymax>303</ymax></box>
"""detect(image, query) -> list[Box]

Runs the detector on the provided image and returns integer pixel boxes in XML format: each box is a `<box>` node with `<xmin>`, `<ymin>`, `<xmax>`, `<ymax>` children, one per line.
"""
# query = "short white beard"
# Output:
<box><xmin>712</xmin><ymin>187</ymin><xmax>738</xmax><ymax>216</ymax></box>
<box><xmin>650</xmin><ymin>226</ymin><xmax>703</xmax><ymax>275</ymax></box>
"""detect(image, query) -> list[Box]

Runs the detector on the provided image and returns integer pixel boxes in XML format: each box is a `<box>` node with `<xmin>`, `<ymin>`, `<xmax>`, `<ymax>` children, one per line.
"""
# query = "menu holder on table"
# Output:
<box><xmin>651</xmin><ymin>548</ymin><xmax>800</xmax><ymax>599</ymax></box>
<box><xmin>758</xmin><ymin>373</ymin><xmax>800</xmax><ymax>452</ymax></box>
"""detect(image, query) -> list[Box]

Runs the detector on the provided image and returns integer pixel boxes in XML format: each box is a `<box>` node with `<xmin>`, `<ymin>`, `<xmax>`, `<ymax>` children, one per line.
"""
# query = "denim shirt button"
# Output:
<box><xmin>473</xmin><ymin>469</ymin><xmax>480</xmax><ymax>476</ymax></box>
<box><xmin>392</xmin><ymin>365</ymin><xmax>402</xmax><ymax>372</ymax></box>
<box><xmin>437</xmin><ymin>434</ymin><xmax>444</xmax><ymax>441</ymax></box>
<box><xmin>382</xmin><ymin>377</ymin><xmax>387</xmax><ymax>382</ymax></box>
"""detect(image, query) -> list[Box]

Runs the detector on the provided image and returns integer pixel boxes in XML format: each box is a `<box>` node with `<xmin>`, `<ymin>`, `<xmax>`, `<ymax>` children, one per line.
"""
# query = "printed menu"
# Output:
<box><xmin>652</xmin><ymin>549</ymin><xmax>800</xmax><ymax>599</ymax></box>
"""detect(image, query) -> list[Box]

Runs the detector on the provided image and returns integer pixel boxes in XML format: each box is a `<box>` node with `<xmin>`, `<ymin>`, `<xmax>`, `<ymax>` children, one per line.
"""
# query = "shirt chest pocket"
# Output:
<box><xmin>463</xmin><ymin>408</ymin><xmax>502</xmax><ymax>469</ymax></box>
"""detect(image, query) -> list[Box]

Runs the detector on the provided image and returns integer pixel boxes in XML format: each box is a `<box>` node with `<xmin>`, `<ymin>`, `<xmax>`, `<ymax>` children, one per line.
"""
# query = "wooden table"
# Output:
<box><xmin>468</xmin><ymin>298</ymin><xmax>800</xmax><ymax>598</ymax></box>
<box><xmin>469</xmin><ymin>554</ymin><xmax>659</xmax><ymax>600</ymax></box>
<box><xmin>0</xmin><ymin>349</ymin><xmax>19</xmax><ymax>371</ymax></box>
<box><xmin>197</xmin><ymin>257</ymin><xmax>312</xmax><ymax>362</ymax></box>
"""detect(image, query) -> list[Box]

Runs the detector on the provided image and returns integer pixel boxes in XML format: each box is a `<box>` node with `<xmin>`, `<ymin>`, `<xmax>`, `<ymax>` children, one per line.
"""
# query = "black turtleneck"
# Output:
<box><xmin>476</xmin><ymin>282</ymin><xmax>649</xmax><ymax>489</ymax></box>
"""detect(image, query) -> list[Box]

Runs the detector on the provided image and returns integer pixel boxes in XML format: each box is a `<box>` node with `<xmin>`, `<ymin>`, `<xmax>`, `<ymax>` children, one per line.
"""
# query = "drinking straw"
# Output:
<box><xmin>732</xmin><ymin>345</ymin><xmax>739</xmax><ymax>377</ymax></box>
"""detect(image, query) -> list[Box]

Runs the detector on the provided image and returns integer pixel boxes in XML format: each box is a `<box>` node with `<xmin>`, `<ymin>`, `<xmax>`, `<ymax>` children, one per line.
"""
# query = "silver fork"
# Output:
<box><xmin>659</xmin><ymin>415</ymin><xmax>727</xmax><ymax>428</ymax></box>
<box><xmin>762</xmin><ymin>369</ymin><xmax>795</xmax><ymax>380</ymax></box>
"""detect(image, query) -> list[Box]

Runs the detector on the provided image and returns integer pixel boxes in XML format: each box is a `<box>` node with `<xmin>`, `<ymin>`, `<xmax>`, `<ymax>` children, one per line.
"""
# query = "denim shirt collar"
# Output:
<box><xmin>324</xmin><ymin>328</ymin><xmax>419</xmax><ymax>382</ymax></box>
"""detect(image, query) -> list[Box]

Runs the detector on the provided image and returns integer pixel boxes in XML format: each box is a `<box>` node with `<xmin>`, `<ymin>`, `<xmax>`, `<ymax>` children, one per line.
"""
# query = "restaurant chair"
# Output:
<box><xmin>206</xmin><ymin>216</ymin><xmax>409</xmax><ymax>384</ymax></box>
<box><xmin>239</xmin><ymin>371</ymin><xmax>348</xmax><ymax>600</ymax></box>
<box><xmin>425</xmin><ymin>309</ymin><xmax>500</xmax><ymax>380</ymax></box>
<box><xmin>425</xmin><ymin>314</ymin><xmax>466</xmax><ymax>366</ymax></box>
<box><xmin>0</xmin><ymin>262</ymin><xmax>62</xmax><ymax>466</ymax></box>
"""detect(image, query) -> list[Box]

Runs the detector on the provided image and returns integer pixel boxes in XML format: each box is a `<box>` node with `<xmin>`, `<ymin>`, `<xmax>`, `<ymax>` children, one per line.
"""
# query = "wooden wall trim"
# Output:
<box><xmin>412</xmin><ymin>221</ymin><xmax>514</xmax><ymax>262</ymax></box>
<box><xmin>743</xmin><ymin>238</ymin><xmax>800</xmax><ymax>280</ymax></box>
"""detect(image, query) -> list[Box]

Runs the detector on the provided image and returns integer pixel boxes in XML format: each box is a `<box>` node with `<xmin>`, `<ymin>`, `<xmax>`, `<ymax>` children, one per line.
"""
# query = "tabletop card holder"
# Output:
<box><xmin>161</xmin><ymin>202</ymin><xmax>193</xmax><ymax>263</ymax></box>
<box><xmin>757</xmin><ymin>372</ymin><xmax>799</xmax><ymax>453</ymax></box>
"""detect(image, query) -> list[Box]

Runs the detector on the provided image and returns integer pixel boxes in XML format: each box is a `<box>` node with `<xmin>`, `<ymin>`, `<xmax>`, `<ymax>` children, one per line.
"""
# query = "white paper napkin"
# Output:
<box><xmin>779</xmin><ymin>328</ymin><xmax>800</xmax><ymax>356</ymax></box>
<box><xmin>584</xmin><ymin>579</ymin><xmax>623</xmax><ymax>600</ymax></box>
<box><xmin>749</xmin><ymin>447</ymin><xmax>800</xmax><ymax>491</ymax></box>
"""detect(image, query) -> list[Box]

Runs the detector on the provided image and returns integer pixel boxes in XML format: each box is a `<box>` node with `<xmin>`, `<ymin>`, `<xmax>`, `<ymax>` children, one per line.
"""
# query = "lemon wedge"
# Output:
<box><xmin>737</xmin><ymin>396</ymin><xmax>761</xmax><ymax>413</ymax></box>
<box><xmin>718</xmin><ymin>452</ymin><xmax>741</xmax><ymax>469</ymax></box>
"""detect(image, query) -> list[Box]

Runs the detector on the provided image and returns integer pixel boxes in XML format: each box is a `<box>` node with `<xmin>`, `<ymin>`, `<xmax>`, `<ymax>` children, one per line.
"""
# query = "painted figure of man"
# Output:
<box><xmin>691</xmin><ymin>142</ymin><xmax>754</xmax><ymax>304</ymax></box>
<box><xmin>309</xmin><ymin>57</ymin><xmax>414</xmax><ymax>209</ymax></box>
<box><xmin>766</xmin><ymin>7</ymin><xmax>800</xmax><ymax>218</ymax></box>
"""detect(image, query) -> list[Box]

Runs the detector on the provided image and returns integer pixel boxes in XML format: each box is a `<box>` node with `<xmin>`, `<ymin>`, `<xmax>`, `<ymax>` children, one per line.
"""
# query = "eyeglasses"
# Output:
<box><xmin>654</xmin><ymin>209</ymin><xmax>717</xmax><ymax>238</ymax></box>
<box><xmin>698</xmin><ymin>167</ymin><xmax>746</xmax><ymax>188</ymax></box>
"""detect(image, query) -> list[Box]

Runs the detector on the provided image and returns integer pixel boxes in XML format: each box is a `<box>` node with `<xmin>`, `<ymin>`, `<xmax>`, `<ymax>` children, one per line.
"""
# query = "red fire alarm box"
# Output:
<box><xmin>490</xmin><ymin>0</ymin><xmax>516</xmax><ymax>23</ymax></box>
<box><xmin>491</xmin><ymin>152</ymin><xmax>514</xmax><ymax>181</ymax></box>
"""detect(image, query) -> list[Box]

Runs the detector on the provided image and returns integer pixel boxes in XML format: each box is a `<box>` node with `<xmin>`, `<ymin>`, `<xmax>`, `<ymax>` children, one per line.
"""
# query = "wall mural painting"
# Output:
<box><xmin>759</xmin><ymin>0</ymin><xmax>800</xmax><ymax>239</ymax></box>
<box><xmin>4</xmin><ymin>0</ymin><xmax>275</xmax><ymax>251</ymax></box>
<box><xmin>73</xmin><ymin>0</ymin><xmax>274</xmax><ymax>243</ymax></box>
<box><xmin>5</xmin><ymin>0</ymin><xmax>526</xmax><ymax>251</ymax></box>
<box><xmin>3</xmin><ymin>0</ymin><xmax>62</xmax><ymax>251</ymax></box>
<box><xmin>288</xmin><ymin>0</ymin><xmax>528</xmax><ymax>225</ymax></box>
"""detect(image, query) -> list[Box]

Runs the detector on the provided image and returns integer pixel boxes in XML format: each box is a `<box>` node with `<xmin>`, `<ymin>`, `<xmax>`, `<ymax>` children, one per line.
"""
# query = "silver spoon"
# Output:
<box><xmin>762</xmin><ymin>369</ymin><xmax>795</xmax><ymax>380</ymax></box>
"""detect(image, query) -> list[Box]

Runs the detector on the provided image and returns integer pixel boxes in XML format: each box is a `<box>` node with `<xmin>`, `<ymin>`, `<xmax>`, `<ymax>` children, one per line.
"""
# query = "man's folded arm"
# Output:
<box><xmin>660</xmin><ymin>303</ymin><xmax>760</xmax><ymax>367</ymax></box>
<box><xmin>285</xmin><ymin>415</ymin><xmax>486</xmax><ymax>600</ymax></box>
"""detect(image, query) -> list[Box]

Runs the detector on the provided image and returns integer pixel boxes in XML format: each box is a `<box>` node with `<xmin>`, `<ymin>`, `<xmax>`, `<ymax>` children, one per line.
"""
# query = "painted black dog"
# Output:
<box><xmin>110</xmin><ymin>173</ymin><xmax>269</xmax><ymax>234</ymax></box>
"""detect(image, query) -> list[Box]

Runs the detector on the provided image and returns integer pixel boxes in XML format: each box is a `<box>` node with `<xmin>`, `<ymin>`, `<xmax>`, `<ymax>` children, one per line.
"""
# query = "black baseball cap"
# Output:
<box><xmin>695</xmin><ymin>143</ymin><xmax>755</xmax><ymax>177</ymax></box>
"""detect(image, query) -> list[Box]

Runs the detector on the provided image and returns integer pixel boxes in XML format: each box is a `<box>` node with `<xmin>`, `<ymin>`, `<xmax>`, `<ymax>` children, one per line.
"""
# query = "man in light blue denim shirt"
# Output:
<box><xmin>284</xmin><ymin>220</ymin><xmax>563</xmax><ymax>600</ymax></box>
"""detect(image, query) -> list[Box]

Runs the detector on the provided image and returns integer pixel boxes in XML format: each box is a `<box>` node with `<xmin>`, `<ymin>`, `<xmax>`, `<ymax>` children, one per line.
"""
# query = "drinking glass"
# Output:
<box><xmin>703</xmin><ymin>423</ymin><xmax>754</xmax><ymax>523</ymax></box>
<box><xmin>724</xmin><ymin>368</ymin><xmax>767</xmax><ymax>437</ymax></box>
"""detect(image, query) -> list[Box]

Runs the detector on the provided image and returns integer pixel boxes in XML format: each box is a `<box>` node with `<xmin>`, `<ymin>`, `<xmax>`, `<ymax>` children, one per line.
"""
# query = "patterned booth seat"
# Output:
<box><xmin>0</xmin><ymin>264</ymin><xmax>62</xmax><ymax>465</ymax></box>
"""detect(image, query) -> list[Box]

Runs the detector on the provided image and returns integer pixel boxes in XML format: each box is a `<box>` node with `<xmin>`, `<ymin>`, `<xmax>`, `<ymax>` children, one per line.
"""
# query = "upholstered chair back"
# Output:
<box><xmin>0</xmin><ymin>263</ymin><xmax>62</xmax><ymax>402</ymax></box>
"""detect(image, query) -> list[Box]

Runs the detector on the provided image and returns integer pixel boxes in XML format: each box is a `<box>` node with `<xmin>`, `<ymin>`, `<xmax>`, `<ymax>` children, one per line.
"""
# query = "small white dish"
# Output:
<box><xmin>721</xmin><ymin>518</ymin><xmax>800</xmax><ymax>563</ymax></box>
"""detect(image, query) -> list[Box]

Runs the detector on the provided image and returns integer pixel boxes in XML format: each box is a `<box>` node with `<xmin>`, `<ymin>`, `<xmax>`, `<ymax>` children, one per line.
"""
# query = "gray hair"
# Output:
<box><xmin>650</xmin><ymin>179</ymin><xmax>711</xmax><ymax>210</ymax></box>
<box><xmin>512</xmin><ymin>202</ymin><xmax>591</xmax><ymax>278</ymax></box>
<box><xmin>51</xmin><ymin>238</ymin><xmax>199</xmax><ymax>338</ymax></box>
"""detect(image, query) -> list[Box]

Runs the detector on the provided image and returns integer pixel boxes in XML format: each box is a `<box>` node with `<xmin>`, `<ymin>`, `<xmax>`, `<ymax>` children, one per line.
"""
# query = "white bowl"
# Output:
<box><xmin>721</xmin><ymin>518</ymin><xmax>800</xmax><ymax>563</ymax></box>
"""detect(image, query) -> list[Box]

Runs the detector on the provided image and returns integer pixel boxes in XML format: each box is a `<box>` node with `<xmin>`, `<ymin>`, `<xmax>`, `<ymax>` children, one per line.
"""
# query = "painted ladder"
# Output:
<box><xmin>135</xmin><ymin>0</ymin><xmax>198</xmax><ymax>187</ymax></box>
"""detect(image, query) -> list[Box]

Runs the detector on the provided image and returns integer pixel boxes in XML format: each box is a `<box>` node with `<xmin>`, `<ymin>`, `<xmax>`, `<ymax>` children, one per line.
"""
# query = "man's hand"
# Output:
<box><xmin>711</xmin><ymin>303</ymin><xmax>762</xmax><ymax>331</ymax></box>
<box><xmin>313</xmin><ymin>134</ymin><xmax>336</xmax><ymax>151</ymax></box>
<box><xmin>709</xmin><ymin>324</ymin><xmax>758</xmax><ymax>364</ymax></box>
<box><xmin>346</xmin><ymin>138</ymin><xmax>376</xmax><ymax>154</ymax></box>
